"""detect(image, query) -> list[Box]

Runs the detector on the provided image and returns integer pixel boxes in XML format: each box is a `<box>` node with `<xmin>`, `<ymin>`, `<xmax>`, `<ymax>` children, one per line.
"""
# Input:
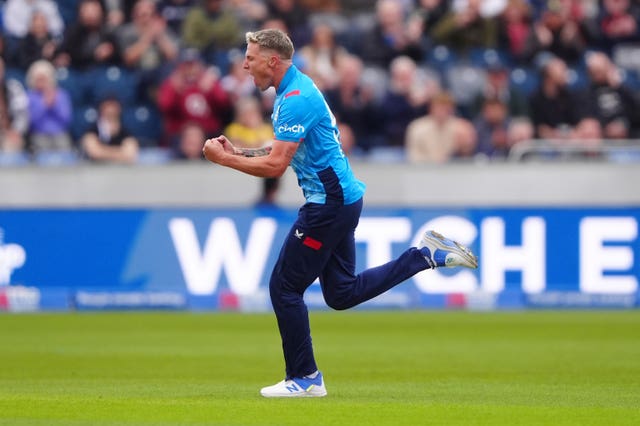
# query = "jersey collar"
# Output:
<box><xmin>276</xmin><ymin>65</ymin><xmax>297</xmax><ymax>95</ymax></box>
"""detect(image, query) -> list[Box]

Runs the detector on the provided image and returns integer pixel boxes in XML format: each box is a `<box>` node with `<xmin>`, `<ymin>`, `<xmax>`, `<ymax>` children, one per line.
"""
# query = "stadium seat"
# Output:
<box><xmin>70</xmin><ymin>106</ymin><xmax>98</xmax><ymax>141</ymax></box>
<box><xmin>122</xmin><ymin>104</ymin><xmax>162</xmax><ymax>147</ymax></box>
<box><xmin>57</xmin><ymin>0</ymin><xmax>79</xmax><ymax>26</ymax></box>
<box><xmin>612</xmin><ymin>44</ymin><xmax>640</xmax><ymax>73</ymax></box>
<box><xmin>0</xmin><ymin>151</ymin><xmax>30</xmax><ymax>167</ymax></box>
<box><xmin>136</xmin><ymin>147</ymin><xmax>173</xmax><ymax>165</ymax></box>
<box><xmin>32</xmin><ymin>150</ymin><xmax>80</xmax><ymax>166</ymax></box>
<box><xmin>509</xmin><ymin>67</ymin><xmax>540</xmax><ymax>96</ymax></box>
<box><xmin>567</xmin><ymin>67</ymin><xmax>588</xmax><ymax>90</ymax></box>
<box><xmin>425</xmin><ymin>45</ymin><xmax>458</xmax><ymax>72</ymax></box>
<box><xmin>57</xmin><ymin>67</ymin><xmax>89</xmax><ymax>106</ymax></box>
<box><xmin>620</xmin><ymin>69</ymin><xmax>640</xmax><ymax>90</ymax></box>
<box><xmin>4</xmin><ymin>67</ymin><xmax>26</xmax><ymax>87</ymax></box>
<box><xmin>469</xmin><ymin>47</ymin><xmax>512</xmax><ymax>69</ymax></box>
<box><xmin>88</xmin><ymin>66</ymin><xmax>140</xmax><ymax>106</ymax></box>
<box><xmin>361</xmin><ymin>66</ymin><xmax>389</xmax><ymax>102</ymax></box>
<box><xmin>445</xmin><ymin>64</ymin><xmax>487</xmax><ymax>107</ymax></box>
<box><xmin>366</xmin><ymin>146</ymin><xmax>406</xmax><ymax>163</ymax></box>
<box><xmin>2</xmin><ymin>36</ymin><xmax>22</xmax><ymax>67</ymax></box>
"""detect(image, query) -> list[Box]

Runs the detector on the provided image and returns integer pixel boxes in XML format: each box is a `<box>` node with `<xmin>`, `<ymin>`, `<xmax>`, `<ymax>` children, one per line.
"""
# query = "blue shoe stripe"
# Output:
<box><xmin>292</xmin><ymin>372</ymin><xmax>323</xmax><ymax>391</ymax></box>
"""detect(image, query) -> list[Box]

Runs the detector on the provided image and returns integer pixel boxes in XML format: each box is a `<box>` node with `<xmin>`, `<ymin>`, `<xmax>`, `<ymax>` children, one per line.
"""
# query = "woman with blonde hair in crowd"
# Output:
<box><xmin>25</xmin><ymin>60</ymin><xmax>73</xmax><ymax>153</ymax></box>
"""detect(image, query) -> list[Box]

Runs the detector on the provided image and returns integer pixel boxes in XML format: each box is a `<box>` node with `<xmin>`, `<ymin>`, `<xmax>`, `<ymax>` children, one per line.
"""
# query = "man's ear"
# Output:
<box><xmin>269</xmin><ymin>56</ymin><xmax>278</xmax><ymax>68</ymax></box>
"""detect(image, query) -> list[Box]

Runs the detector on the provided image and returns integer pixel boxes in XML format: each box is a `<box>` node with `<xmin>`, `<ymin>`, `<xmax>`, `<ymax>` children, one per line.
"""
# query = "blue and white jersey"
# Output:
<box><xmin>272</xmin><ymin>65</ymin><xmax>366</xmax><ymax>205</ymax></box>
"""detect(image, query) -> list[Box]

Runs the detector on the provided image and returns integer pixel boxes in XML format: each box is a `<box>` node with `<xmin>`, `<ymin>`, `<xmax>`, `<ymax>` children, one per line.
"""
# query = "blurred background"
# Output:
<box><xmin>0</xmin><ymin>0</ymin><xmax>638</xmax><ymax>312</ymax></box>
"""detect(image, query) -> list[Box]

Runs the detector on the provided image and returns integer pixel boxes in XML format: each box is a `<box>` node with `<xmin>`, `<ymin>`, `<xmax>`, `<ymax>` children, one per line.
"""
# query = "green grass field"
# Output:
<box><xmin>0</xmin><ymin>311</ymin><xmax>638</xmax><ymax>425</ymax></box>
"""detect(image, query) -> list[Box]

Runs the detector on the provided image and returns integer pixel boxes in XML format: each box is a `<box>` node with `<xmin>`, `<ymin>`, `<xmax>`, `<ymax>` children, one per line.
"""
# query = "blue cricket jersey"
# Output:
<box><xmin>272</xmin><ymin>65</ymin><xmax>366</xmax><ymax>205</ymax></box>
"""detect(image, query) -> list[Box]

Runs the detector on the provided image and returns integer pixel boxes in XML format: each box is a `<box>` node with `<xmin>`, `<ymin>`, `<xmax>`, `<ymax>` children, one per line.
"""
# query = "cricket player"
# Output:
<box><xmin>203</xmin><ymin>29</ymin><xmax>478</xmax><ymax>398</ymax></box>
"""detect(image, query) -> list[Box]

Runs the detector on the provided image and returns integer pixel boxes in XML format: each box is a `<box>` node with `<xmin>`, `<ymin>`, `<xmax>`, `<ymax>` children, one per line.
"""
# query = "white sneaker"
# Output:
<box><xmin>260</xmin><ymin>372</ymin><xmax>327</xmax><ymax>398</ymax></box>
<box><xmin>418</xmin><ymin>230</ymin><xmax>478</xmax><ymax>269</ymax></box>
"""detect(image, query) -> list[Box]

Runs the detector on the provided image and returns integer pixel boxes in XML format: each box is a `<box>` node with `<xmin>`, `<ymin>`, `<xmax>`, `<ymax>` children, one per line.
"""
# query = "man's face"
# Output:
<box><xmin>244</xmin><ymin>43</ymin><xmax>274</xmax><ymax>91</ymax></box>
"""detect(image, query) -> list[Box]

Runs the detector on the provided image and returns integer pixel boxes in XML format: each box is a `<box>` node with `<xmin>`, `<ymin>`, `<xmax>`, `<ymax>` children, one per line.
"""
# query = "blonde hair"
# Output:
<box><xmin>245</xmin><ymin>29</ymin><xmax>294</xmax><ymax>60</ymax></box>
<box><xmin>26</xmin><ymin>60</ymin><xmax>57</xmax><ymax>89</ymax></box>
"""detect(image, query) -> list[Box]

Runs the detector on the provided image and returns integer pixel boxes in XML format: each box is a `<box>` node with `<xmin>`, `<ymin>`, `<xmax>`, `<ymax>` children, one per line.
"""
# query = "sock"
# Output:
<box><xmin>304</xmin><ymin>370</ymin><xmax>319</xmax><ymax>379</ymax></box>
<box><xmin>419</xmin><ymin>247</ymin><xmax>436</xmax><ymax>268</ymax></box>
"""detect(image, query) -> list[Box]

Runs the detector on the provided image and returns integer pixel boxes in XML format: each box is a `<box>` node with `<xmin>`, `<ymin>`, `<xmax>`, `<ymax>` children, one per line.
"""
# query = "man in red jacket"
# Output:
<box><xmin>157</xmin><ymin>48</ymin><xmax>231</xmax><ymax>145</ymax></box>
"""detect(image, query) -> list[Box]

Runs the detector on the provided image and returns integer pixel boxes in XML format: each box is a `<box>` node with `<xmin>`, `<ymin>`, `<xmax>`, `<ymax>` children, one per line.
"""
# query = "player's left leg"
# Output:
<box><xmin>319</xmin><ymin>203</ymin><xmax>477</xmax><ymax>310</ymax></box>
<box><xmin>320</xmin><ymin>236</ymin><xmax>430</xmax><ymax>311</ymax></box>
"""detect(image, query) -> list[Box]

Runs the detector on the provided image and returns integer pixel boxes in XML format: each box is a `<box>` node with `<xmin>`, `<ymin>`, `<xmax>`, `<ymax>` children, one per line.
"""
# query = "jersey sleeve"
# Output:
<box><xmin>273</xmin><ymin>93</ymin><xmax>321</xmax><ymax>142</ymax></box>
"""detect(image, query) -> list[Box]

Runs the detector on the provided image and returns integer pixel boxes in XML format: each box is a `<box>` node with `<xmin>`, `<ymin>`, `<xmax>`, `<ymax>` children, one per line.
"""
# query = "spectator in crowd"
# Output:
<box><xmin>594</xmin><ymin>0</ymin><xmax>640</xmax><ymax>53</ymax></box>
<box><xmin>224</xmin><ymin>96</ymin><xmax>273</xmax><ymax>148</ymax></box>
<box><xmin>56</xmin><ymin>0</ymin><xmax>121</xmax><ymax>70</ymax></box>
<box><xmin>336</xmin><ymin>121</ymin><xmax>356</xmax><ymax>157</ymax></box>
<box><xmin>522</xmin><ymin>0</ymin><xmax>586</xmax><ymax>64</ymax></box>
<box><xmin>224</xmin><ymin>96</ymin><xmax>278</xmax><ymax>205</ymax></box>
<box><xmin>573</xmin><ymin>116</ymin><xmax>603</xmax><ymax>142</ymax></box>
<box><xmin>157</xmin><ymin>48</ymin><xmax>231</xmax><ymax>144</ymax></box>
<box><xmin>81</xmin><ymin>97</ymin><xmax>139</xmax><ymax>163</ymax></box>
<box><xmin>359</xmin><ymin>0</ymin><xmax>424</xmax><ymax>68</ymax></box>
<box><xmin>529</xmin><ymin>56</ymin><xmax>584</xmax><ymax>139</ymax></box>
<box><xmin>582</xmin><ymin>51</ymin><xmax>639</xmax><ymax>139</ymax></box>
<box><xmin>102</xmin><ymin>0</ymin><xmax>139</xmax><ymax>23</ymax></box>
<box><xmin>0</xmin><ymin>58</ymin><xmax>30</xmax><ymax>153</ymax></box>
<box><xmin>298</xmin><ymin>0</ymin><xmax>340</xmax><ymax>13</ymax></box>
<box><xmin>228</xmin><ymin>0</ymin><xmax>268</xmax><ymax>33</ymax></box>
<box><xmin>13</xmin><ymin>11</ymin><xmax>59</xmax><ymax>71</ymax></box>
<box><xmin>498</xmin><ymin>0</ymin><xmax>534</xmax><ymax>64</ymax></box>
<box><xmin>220</xmin><ymin>50</ymin><xmax>260</xmax><ymax>103</ymax></box>
<box><xmin>413</xmin><ymin>0</ymin><xmax>450</xmax><ymax>48</ymax></box>
<box><xmin>473</xmin><ymin>97</ymin><xmax>512</xmax><ymax>158</ymax></box>
<box><xmin>172</xmin><ymin>121</ymin><xmax>207</xmax><ymax>159</ymax></box>
<box><xmin>405</xmin><ymin>91</ymin><xmax>465</xmax><ymax>163</ymax></box>
<box><xmin>298</xmin><ymin>23</ymin><xmax>348</xmax><ymax>91</ymax></box>
<box><xmin>378</xmin><ymin>55</ymin><xmax>431</xmax><ymax>147</ymax></box>
<box><xmin>453</xmin><ymin>116</ymin><xmax>479</xmax><ymax>160</ymax></box>
<box><xmin>0</xmin><ymin>35</ymin><xmax>5</xmax><ymax>60</ymax></box>
<box><xmin>181</xmin><ymin>0</ymin><xmax>245</xmax><ymax>63</ymax></box>
<box><xmin>431</xmin><ymin>0</ymin><xmax>499</xmax><ymax>52</ymax></box>
<box><xmin>506</xmin><ymin>115</ymin><xmax>534</xmax><ymax>149</ymax></box>
<box><xmin>118</xmin><ymin>0</ymin><xmax>179</xmax><ymax>100</ymax></box>
<box><xmin>25</xmin><ymin>60</ymin><xmax>73</xmax><ymax>152</ymax></box>
<box><xmin>100</xmin><ymin>0</ymin><xmax>127</xmax><ymax>28</ymax></box>
<box><xmin>324</xmin><ymin>54</ymin><xmax>378</xmax><ymax>152</ymax></box>
<box><xmin>157</xmin><ymin>0</ymin><xmax>197</xmax><ymax>34</ymax></box>
<box><xmin>2</xmin><ymin>0</ymin><xmax>65</xmax><ymax>39</ymax></box>
<box><xmin>266</xmin><ymin>0</ymin><xmax>311</xmax><ymax>46</ymax></box>
<box><xmin>472</xmin><ymin>61</ymin><xmax>529</xmax><ymax>117</ymax></box>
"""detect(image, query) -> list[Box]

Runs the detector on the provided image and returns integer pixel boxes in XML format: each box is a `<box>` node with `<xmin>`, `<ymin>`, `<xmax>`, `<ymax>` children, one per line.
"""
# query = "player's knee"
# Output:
<box><xmin>324</xmin><ymin>295</ymin><xmax>351</xmax><ymax>311</ymax></box>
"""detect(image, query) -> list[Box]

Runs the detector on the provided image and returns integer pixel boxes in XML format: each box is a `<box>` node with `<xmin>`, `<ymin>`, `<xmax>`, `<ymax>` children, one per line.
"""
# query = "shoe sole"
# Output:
<box><xmin>423</xmin><ymin>231</ymin><xmax>478</xmax><ymax>269</ymax></box>
<box><xmin>261</xmin><ymin>390</ymin><xmax>327</xmax><ymax>398</ymax></box>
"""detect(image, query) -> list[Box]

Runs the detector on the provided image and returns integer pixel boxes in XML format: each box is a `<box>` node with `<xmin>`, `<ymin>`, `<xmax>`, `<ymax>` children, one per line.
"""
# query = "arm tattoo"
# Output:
<box><xmin>235</xmin><ymin>145</ymin><xmax>273</xmax><ymax>157</ymax></box>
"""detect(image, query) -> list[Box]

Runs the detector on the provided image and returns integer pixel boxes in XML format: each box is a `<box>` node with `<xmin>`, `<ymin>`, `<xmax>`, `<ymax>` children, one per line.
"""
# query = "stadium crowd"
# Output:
<box><xmin>1</xmin><ymin>0</ymin><xmax>640</xmax><ymax>166</ymax></box>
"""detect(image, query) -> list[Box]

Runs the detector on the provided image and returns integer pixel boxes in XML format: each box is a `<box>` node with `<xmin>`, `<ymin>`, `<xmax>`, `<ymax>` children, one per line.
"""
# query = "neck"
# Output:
<box><xmin>273</xmin><ymin>63</ymin><xmax>292</xmax><ymax>91</ymax></box>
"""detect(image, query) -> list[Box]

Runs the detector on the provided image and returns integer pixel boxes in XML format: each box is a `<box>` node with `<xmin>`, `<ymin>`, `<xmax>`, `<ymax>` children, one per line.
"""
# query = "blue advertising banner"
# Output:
<box><xmin>1</xmin><ymin>207</ymin><xmax>638</xmax><ymax>311</ymax></box>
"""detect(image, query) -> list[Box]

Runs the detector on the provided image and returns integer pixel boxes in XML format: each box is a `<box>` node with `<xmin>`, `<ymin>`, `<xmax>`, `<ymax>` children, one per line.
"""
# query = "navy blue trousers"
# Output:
<box><xmin>268</xmin><ymin>198</ymin><xmax>430</xmax><ymax>379</ymax></box>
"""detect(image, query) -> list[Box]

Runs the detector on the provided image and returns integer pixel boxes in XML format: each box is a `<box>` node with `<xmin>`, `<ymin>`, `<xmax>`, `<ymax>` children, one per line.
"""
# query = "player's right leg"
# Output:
<box><xmin>261</xmin><ymin>206</ymin><xmax>338</xmax><ymax>398</ymax></box>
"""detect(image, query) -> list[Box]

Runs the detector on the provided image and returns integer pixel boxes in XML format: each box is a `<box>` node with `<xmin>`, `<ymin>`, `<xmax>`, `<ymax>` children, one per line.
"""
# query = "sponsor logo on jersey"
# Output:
<box><xmin>278</xmin><ymin>124</ymin><xmax>305</xmax><ymax>134</ymax></box>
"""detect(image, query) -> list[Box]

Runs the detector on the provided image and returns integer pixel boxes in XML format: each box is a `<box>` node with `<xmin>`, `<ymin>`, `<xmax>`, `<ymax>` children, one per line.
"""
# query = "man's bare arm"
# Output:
<box><xmin>204</xmin><ymin>137</ymin><xmax>297</xmax><ymax>178</ymax></box>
